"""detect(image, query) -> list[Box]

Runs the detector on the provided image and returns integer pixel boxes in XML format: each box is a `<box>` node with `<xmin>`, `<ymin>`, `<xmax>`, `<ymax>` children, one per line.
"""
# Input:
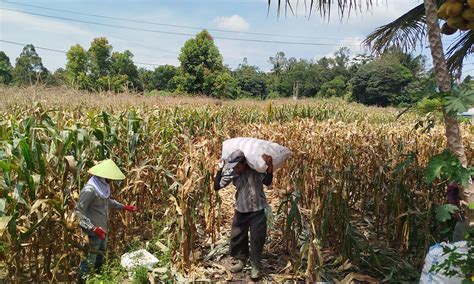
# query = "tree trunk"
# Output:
<box><xmin>424</xmin><ymin>0</ymin><xmax>473</xmax><ymax>226</ymax></box>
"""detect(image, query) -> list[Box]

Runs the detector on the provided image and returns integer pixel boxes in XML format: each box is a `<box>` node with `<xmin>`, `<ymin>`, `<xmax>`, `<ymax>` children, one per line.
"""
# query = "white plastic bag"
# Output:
<box><xmin>121</xmin><ymin>249</ymin><xmax>159</xmax><ymax>270</ymax></box>
<box><xmin>221</xmin><ymin>137</ymin><xmax>291</xmax><ymax>173</ymax></box>
<box><xmin>419</xmin><ymin>241</ymin><xmax>468</xmax><ymax>284</ymax></box>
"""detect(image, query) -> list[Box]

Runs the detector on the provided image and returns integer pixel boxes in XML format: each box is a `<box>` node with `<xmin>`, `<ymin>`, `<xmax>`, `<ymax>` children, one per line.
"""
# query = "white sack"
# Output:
<box><xmin>419</xmin><ymin>241</ymin><xmax>468</xmax><ymax>284</ymax></box>
<box><xmin>121</xmin><ymin>249</ymin><xmax>159</xmax><ymax>270</ymax></box>
<box><xmin>221</xmin><ymin>137</ymin><xmax>291</xmax><ymax>173</ymax></box>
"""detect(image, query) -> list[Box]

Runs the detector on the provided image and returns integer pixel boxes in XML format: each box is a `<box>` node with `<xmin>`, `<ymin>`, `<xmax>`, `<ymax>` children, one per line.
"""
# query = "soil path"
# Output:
<box><xmin>199</xmin><ymin>184</ymin><xmax>294</xmax><ymax>283</ymax></box>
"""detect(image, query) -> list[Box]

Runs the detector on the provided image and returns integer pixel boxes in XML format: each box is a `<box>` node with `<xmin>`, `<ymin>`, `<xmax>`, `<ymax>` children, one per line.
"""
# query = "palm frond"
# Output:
<box><xmin>270</xmin><ymin>0</ymin><xmax>375</xmax><ymax>19</ymax></box>
<box><xmin>446</xmin><ymin>31</ymin><xmax>474</xmax><ymax>77</ymax></box>
<box><xmin>363</xmin><ymin>4</ymin><xmax>426</xmax><ymax>54</ymax></box>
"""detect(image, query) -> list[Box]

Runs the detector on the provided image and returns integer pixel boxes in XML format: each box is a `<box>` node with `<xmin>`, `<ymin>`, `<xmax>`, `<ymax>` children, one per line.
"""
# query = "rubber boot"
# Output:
<box><xmin>230</xmin><ymin>259</ymin><xmax>246</xmax><ymax>273</ymax></box>
<box><xmin>250</xmin><ymin>261</ymin><xmax>262</xmax><ymax>280</ymax></box>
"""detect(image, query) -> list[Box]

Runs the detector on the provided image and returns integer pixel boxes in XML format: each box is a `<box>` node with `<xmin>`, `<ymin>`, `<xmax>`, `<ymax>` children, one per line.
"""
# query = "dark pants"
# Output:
<box><xmin>230</xmin><ymin>209</ymin><xmax>267</xmax><ymax>265</ymax></box>
<box><xmin>78</xmin><ymin>234</ymin><xmax>107</xmax><ymax>282</ymax></box>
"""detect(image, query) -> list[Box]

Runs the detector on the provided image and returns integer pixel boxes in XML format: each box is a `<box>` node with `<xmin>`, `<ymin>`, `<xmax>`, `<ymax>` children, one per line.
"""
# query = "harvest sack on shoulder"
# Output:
<box><xmin>221</xmin><ymin>137</ymin><xmax>291</xmax><ymax>173</ymax></box>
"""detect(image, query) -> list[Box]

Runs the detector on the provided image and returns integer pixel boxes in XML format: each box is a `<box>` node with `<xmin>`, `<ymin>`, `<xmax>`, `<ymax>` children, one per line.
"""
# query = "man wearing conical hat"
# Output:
<box><xmin>75</xmin><ymin>159</ymin><xmax>137</xmax><ymax>283</ymax></box>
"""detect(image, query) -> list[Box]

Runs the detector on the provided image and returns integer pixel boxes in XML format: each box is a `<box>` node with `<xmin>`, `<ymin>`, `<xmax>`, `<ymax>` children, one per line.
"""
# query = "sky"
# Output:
<box><xmin>1</xmin><ymin>0</ymin><xmax>474</xmax><ymax>75</ymax></box>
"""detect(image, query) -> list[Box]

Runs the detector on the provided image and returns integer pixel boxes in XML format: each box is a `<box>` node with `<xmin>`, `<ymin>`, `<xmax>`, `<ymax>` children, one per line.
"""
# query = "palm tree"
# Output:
<box><xmin>269</xmin><ymin>0</ymin><xmax>473</xmax><ymax>229</ymax></box>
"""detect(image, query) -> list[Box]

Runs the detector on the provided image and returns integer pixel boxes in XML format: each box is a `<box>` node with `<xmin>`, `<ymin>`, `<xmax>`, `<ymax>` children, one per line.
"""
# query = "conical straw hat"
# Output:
<box><xmin>88</xmin><ymin>159</ymin><xmax>125</xmax><ymax>180</ymax></box>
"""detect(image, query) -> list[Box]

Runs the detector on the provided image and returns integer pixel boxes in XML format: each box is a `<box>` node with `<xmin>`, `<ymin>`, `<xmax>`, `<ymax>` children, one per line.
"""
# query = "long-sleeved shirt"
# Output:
<box><xmin>75</xmin><ymin>185</ymin><xmax>124</xmax><ymax>234</ymax></box>
<box><xmin>214</xmin><ymin>168</ymin><xmax>272</xmax><ymax>213</ymax></box>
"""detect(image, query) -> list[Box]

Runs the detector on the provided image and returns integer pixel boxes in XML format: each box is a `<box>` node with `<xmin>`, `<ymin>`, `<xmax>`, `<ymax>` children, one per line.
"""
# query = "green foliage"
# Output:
<box><xmin>266</xmin><ymin>90</ymin><xmax>282</xmax><ymax>99</ymax></box>
<box><xmin>351</xmin><ymin>60</ymin><xmax>413</xmax><ymax>106</ymax></box>
<box><xmin>234</xmin><ymin>60</ymin><xmax>268</xmax><ymax>99</ymax></box>
<box><xmin>445</xmin><ymin>84</ymin><xmax>474</xmax><ymax>116</ymax></box>
<box><xmin>317</xmin><ymin>75</ymin><xmax>348</xmax><ymax>97</ymax></box>
<box><xmin>12</xmin><ymin>44</ymin><xmax>48</xmax><ymax>86</ymax></box>
<box><xmin>154</xmin><ymin>65</ymin><xmax>178</xmax><ymax>91</ymax></box>
<box><xmin>416</xmin><ymin>97</ymin><xmax>444</xmax><ymax>115</ymax></box>
<box><xmin>85</xmin><ymin>257</ymin><xmax>126</xmax><ymax>283</ymax></box>
<box><xmin>65</xmin><ymin>38</ymin><xmax>142</xmax><ymax>92</ymax></box>
<box><xmin>204</xmin><ymin>71</ymin><xmax>239</xmax><ymax>99</ymax></box>
<box><xmin>132</xmin><ymin>266</ymin><xmax>150</xmax><ymax>284</ymax></box>
<box><xmin>52</xmin><ymin>68</ymin><xmax>67</xmax><ymax>85</ymax></box>
<box><xmin>139</xmin><ymin>65</ymin><xmax>178</xmax><ymax>92</ymax></box>
<box><xmin>66</xmin><ymin>44</ymin><xmax>88</xmax><ymax>88</ymax></box>
<box><xmin>432</xmin><ymin>228</ymin><xmax>474</xmax><ymax>282</ymax></box>
<box><xmin>111</xmin><ymin>50</ymin><xmax>141</xmax><ymax>91</ymax></box>
<box><xmin>0</xmin><ymin>51</ymin><xmax>13</xmax><ymax>85</ymax></box>
<box><xmin>436</xmin><ymin>204</ymin><xmax>459</xmax><ymax>222</ymax></box>
<box><xmin>176</xmin><ymin>30</ymin><xmax>231</xmax><ymax>97</ymax></box>
<box><xmin>425</xmin><ymin>150</ymin><xmax>474</xmax><ymax>187</ymax></box>
<box><xmin>88</xmin><ymin>37</ymin><xmax>112</xmax><ymax>80</ymax></box>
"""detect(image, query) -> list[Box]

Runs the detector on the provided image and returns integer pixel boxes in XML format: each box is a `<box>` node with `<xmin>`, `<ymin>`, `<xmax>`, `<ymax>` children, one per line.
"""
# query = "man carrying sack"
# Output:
<box><xmin>214</xmin><ymin>150</ymin><xmax>273</xmax><ymax>280</ymax></box>
<box><xmin>75</xmin><ymin>159</ymin><xmax>138</xmax><ymax>283</ymax></box>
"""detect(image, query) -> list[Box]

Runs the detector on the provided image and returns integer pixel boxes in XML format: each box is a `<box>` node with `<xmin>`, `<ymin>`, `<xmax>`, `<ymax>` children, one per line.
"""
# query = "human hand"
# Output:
<box><xmin>219</xmin><ymin>175</ymin><xmax>233</xmax><ymax>189</ymax></box>
<box><xmin>262</xmin><ymin>154</ymin><xmax>273</xmax><ymax>173</ymax></box>
<box><xmin>217</xmin><ymin>159</ymin><xmax>225</xmax><ymax>170</ymax></box>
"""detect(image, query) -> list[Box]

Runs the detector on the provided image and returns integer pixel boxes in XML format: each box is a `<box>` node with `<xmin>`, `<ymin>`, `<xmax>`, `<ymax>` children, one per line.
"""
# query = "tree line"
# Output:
<box><xmin>0</xmin><ymin>30</ymin><xmax>433</xmax><ymax>107</ymax></box>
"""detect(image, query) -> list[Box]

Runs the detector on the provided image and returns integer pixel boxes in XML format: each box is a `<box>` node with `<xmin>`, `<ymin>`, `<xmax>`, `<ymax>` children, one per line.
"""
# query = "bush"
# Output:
<box><xmin>267</xmin><ymin>91</ymin><xmax>282</xmax><ymax>99</ymax></box>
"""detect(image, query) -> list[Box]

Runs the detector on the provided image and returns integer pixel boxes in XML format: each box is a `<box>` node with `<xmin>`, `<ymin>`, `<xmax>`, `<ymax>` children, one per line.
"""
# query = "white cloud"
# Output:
<box><xmin>1</xmin><ymin>10</ymin><xmax>93</xmax><ymax>36</ymax></box>
<box><xmin>213</xmin><ymin>15</ymin><xmax>250</xmax><ymax>32</ymax></box>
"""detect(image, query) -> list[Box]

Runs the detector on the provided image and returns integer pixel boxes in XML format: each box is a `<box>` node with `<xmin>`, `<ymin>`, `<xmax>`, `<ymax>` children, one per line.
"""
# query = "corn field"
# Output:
<box><xmin>0</xmin><ymin>87</ymin><xmax>473</xmax><ymax>282</ymax></box>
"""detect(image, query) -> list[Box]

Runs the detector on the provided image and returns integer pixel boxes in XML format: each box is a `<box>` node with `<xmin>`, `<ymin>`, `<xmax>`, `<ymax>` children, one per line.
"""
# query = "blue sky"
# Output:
<box><xmin>1</xmin><ymin>0</ymin><xmax>473</xmax><ymax>75</ymax></box>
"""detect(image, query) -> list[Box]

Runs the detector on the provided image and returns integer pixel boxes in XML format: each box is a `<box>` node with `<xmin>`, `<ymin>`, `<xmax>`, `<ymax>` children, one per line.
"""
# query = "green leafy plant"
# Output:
<box><xmin>431</xmin><ymin>228</ymin><xmax>474</xmax><ymax>283</ymax></box>
<box><xmin>425</xmin><ymin>150</ymin><xmax>474</xmax><ymax>187</ymax></box>
<box><xmin>132</xmin><ymin>266</ymin><xmax>150</xmax><ymax>284</ymax></box>
<box><xmin>436</xmin><ymin>204</ymin><xmax>460</xmax><ymax>223</ymax></box>
<box><xmin>444</xmin><ymin>84</ymin><xmax>474</xmax><ymax>116</ymax></box>
<box><xmin>85</xmin><ymin>257</ymin><xmax>127</xmax><ymax>283</ymax></box>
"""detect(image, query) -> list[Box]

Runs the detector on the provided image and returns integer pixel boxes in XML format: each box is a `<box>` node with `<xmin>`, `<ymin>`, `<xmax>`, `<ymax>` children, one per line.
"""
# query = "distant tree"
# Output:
<box><xmin>269</xmin><ymin>51</ymin><xmax>288</xmax><ymax>76</ymax></box>
<box><xmin>66</xmin><ymin>44</ymin><xmax>88</xmax><ymax>87</ymax></box>
<box><xmin>177</xmin><ymin>30</ymin><xmax>235</xmax><ymax>98</ymax></box>
<box><xmin>153</xmin><ymin>65</ymin><xmax>178</xmax><ymax>91</ymax></box>
<box><xmin>138</xmin><ymin>68</ymin><xmax>155</xmax><ymax>91</ymax></box>
<box><xmin>234</xmin><ymin>59</ymin><xmax>267</xmax><ymax>99</ymax></box>
<box><xmin>205</xmin><ymin>71</ymin><xmax>239</xmax><ymax>99</ymax></box>
<box><xmin>110</xmin><ymin>50</ymin><xmax>141</xmax><ymax>91</ymax></box>
<box><xmin>12</xmin><ymin>44</ymin><xmax>48</xmax><ymax>86</ymax></box>
<box><xmin>0</xmin><ymin>51</ymin><xmax>13</xmax><ymax>85</ymax></box>
<box><xmin>317</xmin><ymin>75</ymin><xmax>348</xmax><ymax>98</ymax></box>
<box><xmin>332</xmin><ymin>47</ymin><xmax>351</xmax><ymax>79</ymax></box>
<box><xmin>88</xmin><ymin>37</ymin><xmax>112</xmax><ymax>81</ymax></box>
<box><xmin>52</xmin><ymin>68</ymin><xmax>67</xmax><ymax>86</ymax></box>
<box><xmin>351</xmin><ymin>61</ymin><xmax>413</xmax><ymax>106</ymax></box>
<box><xmin>138</xmin><ymin>65</ymin><xmax>179</xmax><ymax>92</ymax></box>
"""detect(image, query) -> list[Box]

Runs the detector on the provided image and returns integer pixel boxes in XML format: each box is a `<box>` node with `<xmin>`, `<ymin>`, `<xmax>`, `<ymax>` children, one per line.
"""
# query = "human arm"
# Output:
<box><xmin>109</xmin><ymin>198</ymin><xmax>125</xmax><ymax>210</ymax></box>
<box><xmin>214</xmin><ymin>159</ymin><xmax>232</xmax><ymax>191</ymax></box>
<box><xmin>110</xmin><ymin>198</ymin><xmax>137</xmax><ymax>212</ymax></box>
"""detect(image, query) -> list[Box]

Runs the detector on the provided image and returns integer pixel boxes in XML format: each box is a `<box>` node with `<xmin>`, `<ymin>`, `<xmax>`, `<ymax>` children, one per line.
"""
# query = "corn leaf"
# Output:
<box><xmin>0</xmin><ymin>199</ymin><xmax>6</xmax><ymax>216</ymax></box>
<box><xmin>0</xmin><ymin>216</ymin><xmax>12</xmax><ymax>236</ymax></box>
